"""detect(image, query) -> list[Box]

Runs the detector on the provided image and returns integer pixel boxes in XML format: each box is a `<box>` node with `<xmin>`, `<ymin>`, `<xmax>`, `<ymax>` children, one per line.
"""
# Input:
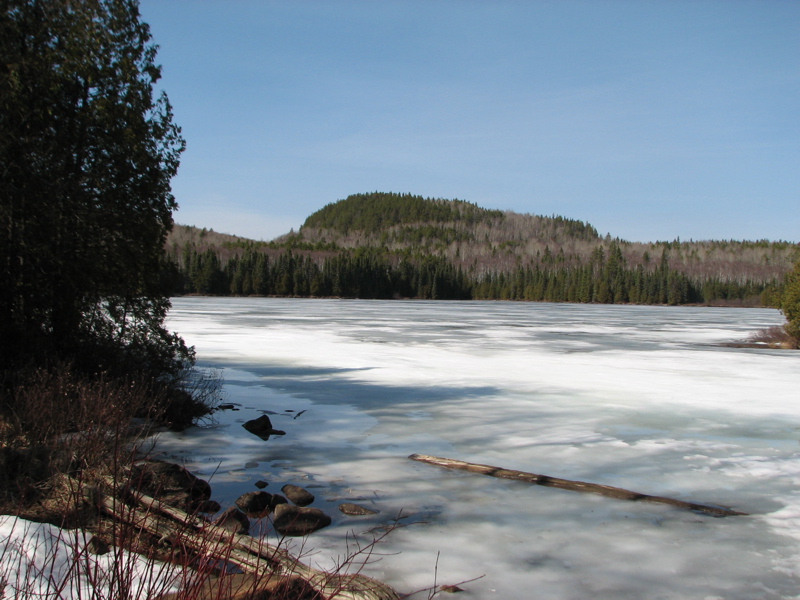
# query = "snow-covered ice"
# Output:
<box><xmin>102</xmin><ymin>299</ymin><xmax>800</xmax><ymax>598</ymax></box>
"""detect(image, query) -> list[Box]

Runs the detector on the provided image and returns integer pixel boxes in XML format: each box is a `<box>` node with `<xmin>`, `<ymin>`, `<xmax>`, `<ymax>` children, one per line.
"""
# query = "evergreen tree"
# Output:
<box><xmin>0</xmin><ymin>0</ymin><xmax>189</xmax><ymax>374</ymax></box>
<box><xmin>781</xmin><ymin>259</ymin><xmax>800</xmax><ymax>346</ymax></box>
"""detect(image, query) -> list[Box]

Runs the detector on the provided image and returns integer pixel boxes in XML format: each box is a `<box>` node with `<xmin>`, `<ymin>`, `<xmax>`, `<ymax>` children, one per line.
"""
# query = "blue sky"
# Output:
<box><xmin>139</xmin><ymin>0</ymin><xmax>798</xmax><ymax>243</ymax></box>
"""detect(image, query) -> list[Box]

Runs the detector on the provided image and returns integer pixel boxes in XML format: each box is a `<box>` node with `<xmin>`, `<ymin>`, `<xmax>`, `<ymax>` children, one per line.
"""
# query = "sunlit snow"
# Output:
<box><xmin>0</xmin><ymin>516</ymin><xmax>186</xmax><ymax>599</ymax></box>
<box><xmin>151</xmin><ymin>298</ymin><xmax>800</xmax><ymax>599</ymax></box>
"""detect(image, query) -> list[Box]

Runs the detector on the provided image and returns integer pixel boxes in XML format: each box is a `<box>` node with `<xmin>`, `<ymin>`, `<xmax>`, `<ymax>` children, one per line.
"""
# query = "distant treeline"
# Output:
<box><xmin>168</xmin><ymin>243</ymin><xmax>778</xmax><ymax>306</ymax></box>
<box><xmin>165</xmin><ymin>192</ymin><xmax>795</xmax><ymax>306</ymax></box>
<box><xmin>173</xmin><ymin>247</ymin><xmax>471</xmax><ymax>300</ymax></box>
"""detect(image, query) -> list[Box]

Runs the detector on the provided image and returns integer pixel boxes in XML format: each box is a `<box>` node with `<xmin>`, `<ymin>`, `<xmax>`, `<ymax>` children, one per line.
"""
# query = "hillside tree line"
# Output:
<box><xmin>168</xmin><ymin>238</ymin><xmax>778</xmax><ymax>307</ymax></box>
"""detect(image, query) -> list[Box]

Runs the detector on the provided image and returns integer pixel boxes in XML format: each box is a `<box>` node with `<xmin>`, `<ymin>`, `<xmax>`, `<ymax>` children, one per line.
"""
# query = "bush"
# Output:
<box><xmin>748</xmin><ymin>325</ymin><xmax>796</xmax><ymax>349</ymax></box>
<box><xmin>0</xmin><ymin>364</ymin><xmax>218</xmax><ymax>511</ymax></box>
<box><xmin>781</xmin><ymin>260</ymin><xmax>800</xmax><ymax>347</ymax></box>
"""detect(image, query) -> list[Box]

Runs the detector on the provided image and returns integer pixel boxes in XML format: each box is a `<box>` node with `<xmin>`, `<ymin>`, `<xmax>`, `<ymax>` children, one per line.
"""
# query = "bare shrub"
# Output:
<box><xmin>748</xmin><ymin>325</ymin><xmax>797</xmax><ymax>349</ymax></box>
<box><xmin>0</xmin><ymin>364</ymin><xmax>221</xmax><ymax>512</ymax></box>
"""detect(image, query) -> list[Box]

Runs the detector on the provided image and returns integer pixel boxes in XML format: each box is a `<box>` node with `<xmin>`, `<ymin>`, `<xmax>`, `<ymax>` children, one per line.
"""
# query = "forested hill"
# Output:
<box><xmin>296</xmin><ymin>192</ymin><xmax>599</xmax><ymax>249</ymax></box>
<box><xmin>302</xmin><ymin>192</ymin><xmax>506</xmax><ymax>233</ymax></box>
<box><xmin>166</xmin><ymin>192</ymin><xmax>799</xmax><ymax>306</ymax></box>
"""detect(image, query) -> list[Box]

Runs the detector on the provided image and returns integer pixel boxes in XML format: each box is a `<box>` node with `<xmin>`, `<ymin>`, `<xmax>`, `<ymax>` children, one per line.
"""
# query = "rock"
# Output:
<box><xmin>255</xmin><ymin>480</ymin><xmax>269</xmax><ymax>489</ymax></box>
<box><xmin>217</xmin><ymin>403</ymin><xmax>237</xmax><ymax>411</ymax></box>
<box><xmin>234</xmin><ymin>491</ymin><xmax>288</xmax><ymax>517</ymax></box>
<box><xmin>272</xmin><ymin>504</ymin><xmax>331</xmax><ymax>536</ymax></box>
<box><xmin>281</xmin><ymin>484</ymin><xmax>315</xmax><ymax>506</ymax></box>
<box><xmin>269</xmin><ymin>493</ymin><xmax>288</xmax><ymax>511</ymax></box>
<box><xmin>235</xmin><ymin>491</ymin><xmax>273</xmax><ymax>518</ymax></box>
<box><xmin>242</xmin><ymin>415</ymin><xmax>286</xmax><ymax>440</ymax></box>
<box><xmin>196</xmin><ymin>500</ymin><xmax>222</xmax><ymax>514</ymax></box>
<box><xmin>128</xmin><ymin>460</ymin><xmax>211</xmax><ymax>510</ymax></box>
<box><xmin>338</xmin><ymin>502</ymin><xmax>378</xmax><ymax>516</ymax></box>
<box><xmin>214</xmin><ymin>506</ymin><xmax>250</xmax><ymax>535</ymax></box>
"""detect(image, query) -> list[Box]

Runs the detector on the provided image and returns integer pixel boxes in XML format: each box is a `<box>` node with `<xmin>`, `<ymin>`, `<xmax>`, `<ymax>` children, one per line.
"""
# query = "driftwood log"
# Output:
<box><xmin>95</xmin><ymin>484</ymin><xmax>400</xmax><ymax>600</ymax></box>
<box><xmin>409</xmin><ymin>454</ymin><xmax>747</xmax><ymax>518</ymax></box>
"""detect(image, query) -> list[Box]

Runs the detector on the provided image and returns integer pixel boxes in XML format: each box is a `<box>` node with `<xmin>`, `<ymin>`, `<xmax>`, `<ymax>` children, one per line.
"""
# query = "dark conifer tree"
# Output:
<box><xmin>1</xmin><ymin>0</ymin><xmax>189</xmax><ymax>374</ymax></box>
<box><xmin>781</xmin><ymin>259</ymin><xmax>800</xmax><ymax>345</ymax></box>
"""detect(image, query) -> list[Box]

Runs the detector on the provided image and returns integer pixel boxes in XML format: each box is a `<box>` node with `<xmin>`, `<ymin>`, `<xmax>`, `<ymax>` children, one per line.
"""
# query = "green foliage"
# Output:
<box><xmin>0</xmin><ymin>0</ymin><xmax>190</xmax><ymax>376</ymax></box>
<box><xmin>470</xmin><ymin>253</ymin><xmax>699</xmax><ymax>305</ymax></box>
<box><xmin>302</xmin><ymin>192</ymin><xmax>504</xmax><ymax>234</ymax></box>
<box><xmin>173</xmin><ymin>246</ymin><xmax>472</xmax><ymax>301</ymax></box>
<box><xmin>548</xmin><ymin>214</ymin><xmax>600</xmax><ymax>241</ymax></box>
<box><xmin>298</xmin><ymin>192</ymin><xmax>600</xmax><ymax>249</ymax></box>
<box><xmin>781</xmin><ymin>260</ymin><xmax>800</xmax><ymax>345</ymax></box>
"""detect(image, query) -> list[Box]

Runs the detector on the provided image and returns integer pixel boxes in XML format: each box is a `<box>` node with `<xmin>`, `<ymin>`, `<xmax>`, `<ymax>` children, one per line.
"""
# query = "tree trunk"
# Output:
<box><xmin>409</xmin><ymin>454</ymin><xmax>747</xmax><ymax>518</ymax></box>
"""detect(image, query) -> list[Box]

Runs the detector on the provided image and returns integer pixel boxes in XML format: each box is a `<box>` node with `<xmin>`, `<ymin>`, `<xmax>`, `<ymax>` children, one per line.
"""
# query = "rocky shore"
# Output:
<box><xmin>1</xmin><ymin>410</ymin><xmax>399</xmax><ymax>600</ymax></box>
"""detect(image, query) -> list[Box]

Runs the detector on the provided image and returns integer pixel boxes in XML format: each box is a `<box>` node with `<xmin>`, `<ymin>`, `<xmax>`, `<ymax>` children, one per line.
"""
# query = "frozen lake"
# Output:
<box><xmin>159</xmin><ymin>298</ymin><xmax>800</xmax><ymax>599</ymax></box>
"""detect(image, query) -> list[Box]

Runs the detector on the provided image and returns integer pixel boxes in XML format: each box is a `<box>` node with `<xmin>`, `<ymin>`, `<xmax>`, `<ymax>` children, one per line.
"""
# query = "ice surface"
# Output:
<box><xmin>154</xmin><ymin>298</ymin><xmax>800</xmax><ymax>599</ymax></box>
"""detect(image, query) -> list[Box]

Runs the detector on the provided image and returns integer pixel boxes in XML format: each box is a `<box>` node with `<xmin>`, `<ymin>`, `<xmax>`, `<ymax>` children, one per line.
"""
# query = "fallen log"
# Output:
<box><xmin>95</xmin><ymin>484</ymin><xmax>401</xmax><ymax>600</ymax></box>
<box><xmin>408</xmin><ymin>454</ymin><xmax>747</xmax><ymax>517</ymax></box>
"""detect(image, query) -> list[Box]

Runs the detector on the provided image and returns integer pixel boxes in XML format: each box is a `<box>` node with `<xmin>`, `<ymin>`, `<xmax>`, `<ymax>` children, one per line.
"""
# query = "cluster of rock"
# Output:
<box><xmin>131</xmin><ymin>458</ymin><xmax>379</xmax><ymax>540</ymax></box>
<box><xmin>228</xmin><ymin>413</ymin><xmax>378</xmax><ymax>536</ymax></box>
<box><xmin>95</xmin><ymin>462</ymin><xmax>399</xmax><ymax>600</ymax></box>
<box><xmin>217</xmin><ymin>483</ymin><xmax>324</xmax><ymax>537</ymax></box>
<box><xmin>218</xmin><ymin>481</ymin><xmax>378</xmax><ymax>537</ymax></box>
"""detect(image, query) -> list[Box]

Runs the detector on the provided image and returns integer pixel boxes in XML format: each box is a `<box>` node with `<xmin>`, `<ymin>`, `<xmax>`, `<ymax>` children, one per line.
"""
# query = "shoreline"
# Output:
<box><xmin>175</xmin><ymin>292</ymin><xmax>778</xmax><ymax>310</ymax></box>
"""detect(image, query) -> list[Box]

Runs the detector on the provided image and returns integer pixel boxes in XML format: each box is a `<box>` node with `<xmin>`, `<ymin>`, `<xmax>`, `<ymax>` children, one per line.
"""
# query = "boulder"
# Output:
<box><xmin>242</xmin><ymin>415</ymin><xmax>286</xmax><ymax>440</ymax></box>
<box><xmin>214</xmin><ymin>506</ymin><xmax>250</xmax><ymax>535</ymax></box>
<box><xmin>269</xmin><ymin>493</ymin><xmax>288</xmax><ymax>511</ymax></box>
<box><xmin>254</xmin><ymin>480</ymin><xmax>269</xmax><ymax>489</ymax></box>
<box><xmin>196</xmin><ymin>499</ymin><xmax>222</xmax><ymax>514</ymax></box>
<box><xmin>281</xmin><ymin>484</ymin><xmax>314</xmax><ymax>507</ymax></box>
<box><xmin>233</xmin><ymin>490</ymin><xmax>290</xmax><ymax>518</ymax></box>
<box><xmin>338</xmin><ymin>502</ymin><xmax>378</xmax><ymax>516</ymax></box>
<box><xmin>128</xmin><ymin>460</ymin><xmax>211</xmax><ymax>511</ymax></box>
<box><xmin>272</xmin><ymin>504</ymin><xmax>331</xmax><ymax>536</ymax></box>
<box><xmin>235</xmin><ymin>491</ymin><xmax>273</xmax><ymax>518</ymax></box>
